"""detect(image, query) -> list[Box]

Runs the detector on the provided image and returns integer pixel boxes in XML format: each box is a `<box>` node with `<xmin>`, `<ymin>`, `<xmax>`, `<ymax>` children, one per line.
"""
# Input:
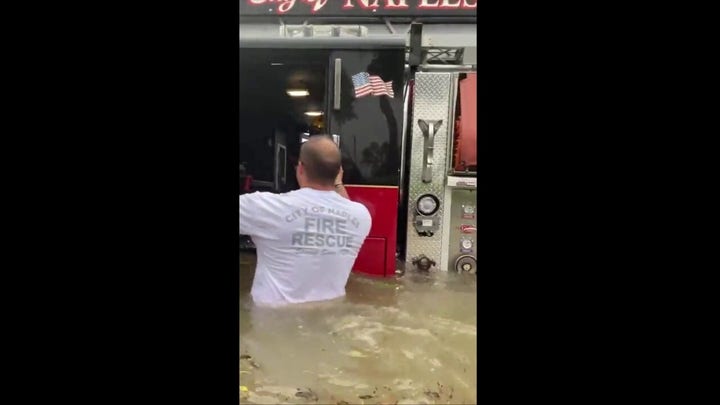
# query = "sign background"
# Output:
<box><xmin>240</xmin><ymin>0</ymin><xmax>478</xmax><ymax>16</ymax></box>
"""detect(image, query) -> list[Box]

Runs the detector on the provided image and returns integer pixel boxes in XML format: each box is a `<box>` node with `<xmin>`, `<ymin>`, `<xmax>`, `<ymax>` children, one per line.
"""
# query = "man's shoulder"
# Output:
<box><xmin>346</xmin><ymin>199</ymin><xmax>370</xmax><ymax>216</ymax></box>
<box><xmin>240</xmin><ymin>191</ymin><xmax>273</xmax><ymax>199</ymax></box>
<box><xmin>241</xmin><ymin>190</ymin><xmax>297</xmax><ymax>201</ymax></box>
<box><xmin>342</xmin><ymin>199</ymin><xmax>371</xmax><ymax>225</ymax></box>
<box><xmin>239</xmin><ymin>192</ymin><xmax>289</xmax><ymax>212</ymax></box>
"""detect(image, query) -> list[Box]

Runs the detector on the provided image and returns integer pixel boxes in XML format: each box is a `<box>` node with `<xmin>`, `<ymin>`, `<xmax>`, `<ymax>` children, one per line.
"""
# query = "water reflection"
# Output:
<box><xmin>240</xmin><ymin>252</ymin><xmax>477</xmax><ymax>404</ymax></box>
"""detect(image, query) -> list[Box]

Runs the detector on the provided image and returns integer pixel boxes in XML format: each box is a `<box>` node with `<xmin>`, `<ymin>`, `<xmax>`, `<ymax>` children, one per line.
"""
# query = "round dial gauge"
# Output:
<box><xmin>416</xmin><ymin>194</ymin><xmax>440</xmax><ymax>216</ymax></box>
<box><xmin>461</xmin><ymin>239</ymin><xmax>473</xmax><ymax>249</ymax></box>
<box><xmin>463</xmin><ymin>205</ymin><xmax>475</xmax><ymax>214</ymax></box>
<box><xmin>454</xmin><ymin>255</ymin><xmax>477</xmax><ymax>274</ymax></box>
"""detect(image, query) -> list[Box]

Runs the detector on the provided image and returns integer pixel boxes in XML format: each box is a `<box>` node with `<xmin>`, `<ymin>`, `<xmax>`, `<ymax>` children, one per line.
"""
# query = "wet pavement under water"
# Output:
<box><xmin>240</xmin><ymin>252</ymin><xmax>477</xmax><ymax>404</ymax></box>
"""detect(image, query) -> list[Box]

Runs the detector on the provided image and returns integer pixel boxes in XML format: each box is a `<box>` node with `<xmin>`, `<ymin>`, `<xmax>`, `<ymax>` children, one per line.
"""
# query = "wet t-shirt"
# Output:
<box><xmin>239</xmin><ymin>188</ymin><xmax>372</xmax><ymax>306</ymax></box>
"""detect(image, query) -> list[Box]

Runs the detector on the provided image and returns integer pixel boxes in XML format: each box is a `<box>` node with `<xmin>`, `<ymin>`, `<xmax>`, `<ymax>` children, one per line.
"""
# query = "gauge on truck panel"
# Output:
<box><xmin>462</xmin><ymin>204</ymin><xmax>476</xmax><ymax>219</ymax></box>
<box><xmin>415</xmin><ymin>194</ymin><xmax>440</xmax><ymax>216</ymax></box>
<box><xmin>454</xmin><ymin>255</ymin><xmax>477</xmax><ymax>274</ymax></box>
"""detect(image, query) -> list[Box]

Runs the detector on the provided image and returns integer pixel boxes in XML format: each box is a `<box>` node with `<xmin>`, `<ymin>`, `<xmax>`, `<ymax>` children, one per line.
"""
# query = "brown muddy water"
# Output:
<box><xmin>240</xmin><ymin>252</ymin><xmax>477</xmax><ymax>404</ymax></box>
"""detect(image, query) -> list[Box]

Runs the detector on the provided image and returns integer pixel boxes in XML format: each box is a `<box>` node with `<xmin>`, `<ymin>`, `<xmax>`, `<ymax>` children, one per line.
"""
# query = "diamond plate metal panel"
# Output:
<box><xmin>405</xmin><ymin>72</ymin><xmax>457</xmax><ymax>269</ymax></box>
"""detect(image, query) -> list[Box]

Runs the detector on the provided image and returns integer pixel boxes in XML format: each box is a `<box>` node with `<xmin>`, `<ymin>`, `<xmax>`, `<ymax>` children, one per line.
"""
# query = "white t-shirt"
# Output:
<box><xmin>239</xmin><ymin>188</ymin><xmax>372</xmax><ymax>306</ymax></box>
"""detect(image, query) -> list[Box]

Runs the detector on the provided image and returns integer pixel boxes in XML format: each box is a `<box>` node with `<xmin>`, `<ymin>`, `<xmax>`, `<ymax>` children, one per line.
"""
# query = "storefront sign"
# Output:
<box><xmin>240</xmin><ymin>0</ymin><xmax>477</xmax><ymax>16</ymax></box>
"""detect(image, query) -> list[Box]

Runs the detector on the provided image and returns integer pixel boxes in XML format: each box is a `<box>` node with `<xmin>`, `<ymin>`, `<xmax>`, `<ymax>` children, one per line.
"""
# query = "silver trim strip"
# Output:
<box><xmin>333</xmin><ymin>58</ymin><xmax>342</xmax><ymax>110</ymax></box>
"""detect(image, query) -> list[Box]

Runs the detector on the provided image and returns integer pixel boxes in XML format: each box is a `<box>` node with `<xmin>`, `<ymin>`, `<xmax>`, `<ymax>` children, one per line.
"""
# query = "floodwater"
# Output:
<box><xmin>240</xmin><ymin>252</ymin><xmax>477</xmax><ymax>405</ymax></box>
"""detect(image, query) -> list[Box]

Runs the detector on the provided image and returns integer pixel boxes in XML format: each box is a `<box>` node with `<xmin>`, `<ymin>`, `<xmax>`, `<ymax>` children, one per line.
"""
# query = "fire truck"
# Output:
<box><xmin>239</xmin><ymin>0</ymin><xmax>478</xmax><ymax>275</ymax></box>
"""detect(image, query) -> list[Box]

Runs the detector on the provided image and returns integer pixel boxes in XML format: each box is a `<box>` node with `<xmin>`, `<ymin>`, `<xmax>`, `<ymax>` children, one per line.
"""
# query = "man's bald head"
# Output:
<box><xmin>299</xmin><ymin>135</ymin><xmax>341</xmax><ymax>187</ymax></box>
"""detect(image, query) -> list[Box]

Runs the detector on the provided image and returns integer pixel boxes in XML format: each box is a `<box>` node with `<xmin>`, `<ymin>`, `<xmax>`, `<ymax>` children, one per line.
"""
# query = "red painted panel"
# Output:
<box><xmin>345</xmin><ymin>186</ymin><xmax>398</xmax><ymax>277</ymax></box>
<box><xmin>455</xmin><ymin>73</ymin><xmax>477</xmax><ymax>170</ymax></box>
<box><xmin>353</xmin><ymin>237</ymin><xmax>386</xmax><ymax>277</ymax></box>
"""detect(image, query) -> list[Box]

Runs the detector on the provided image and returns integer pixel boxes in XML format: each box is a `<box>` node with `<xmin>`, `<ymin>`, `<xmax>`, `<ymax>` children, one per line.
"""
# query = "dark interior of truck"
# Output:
<box><xmin>239</xmin><ymin>49</ymin><xmax>330</xmax><ymax>193</ymax></box>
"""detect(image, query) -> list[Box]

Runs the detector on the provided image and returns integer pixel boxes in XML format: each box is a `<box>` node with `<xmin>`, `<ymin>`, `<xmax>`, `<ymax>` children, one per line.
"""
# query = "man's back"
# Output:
<box><xmin>239</xmin><ymin>188</ymin><xmax>372</xmax><ymax>305</ymax></box>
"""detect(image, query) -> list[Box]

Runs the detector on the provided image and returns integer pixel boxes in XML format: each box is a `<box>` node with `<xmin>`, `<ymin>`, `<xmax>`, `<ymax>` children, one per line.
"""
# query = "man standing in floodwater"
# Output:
<box><xmin>239</xmin><ymin>135</ymin><xmax>372</xmax><ymax>306</ymax></box>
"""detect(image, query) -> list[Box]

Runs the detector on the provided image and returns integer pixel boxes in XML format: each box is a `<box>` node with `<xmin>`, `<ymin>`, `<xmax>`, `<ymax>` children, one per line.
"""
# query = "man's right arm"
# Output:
<box><xmin>334</xmin><ymin>166</ymin><xmax>350</xmax><ymax>200</ymax></box>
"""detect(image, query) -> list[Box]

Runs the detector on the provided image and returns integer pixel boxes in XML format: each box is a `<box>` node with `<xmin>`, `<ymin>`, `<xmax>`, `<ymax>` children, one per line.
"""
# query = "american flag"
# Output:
<box><xmin>351</xmin><ymin>72</ymin><xmax>394</xmax><ymax>99</ymax></box>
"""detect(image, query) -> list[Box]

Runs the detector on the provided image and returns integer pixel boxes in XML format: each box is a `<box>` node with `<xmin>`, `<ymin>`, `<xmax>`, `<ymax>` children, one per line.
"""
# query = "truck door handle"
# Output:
<box><xmin>418</xmin><ymin>119</ymin><xmax>442</xmax><ymax>183</ymax></box>
<box><xmin>333</xmin><ymin>58</ymin><xmax>342</xmax><ymax>111</ymax></box>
